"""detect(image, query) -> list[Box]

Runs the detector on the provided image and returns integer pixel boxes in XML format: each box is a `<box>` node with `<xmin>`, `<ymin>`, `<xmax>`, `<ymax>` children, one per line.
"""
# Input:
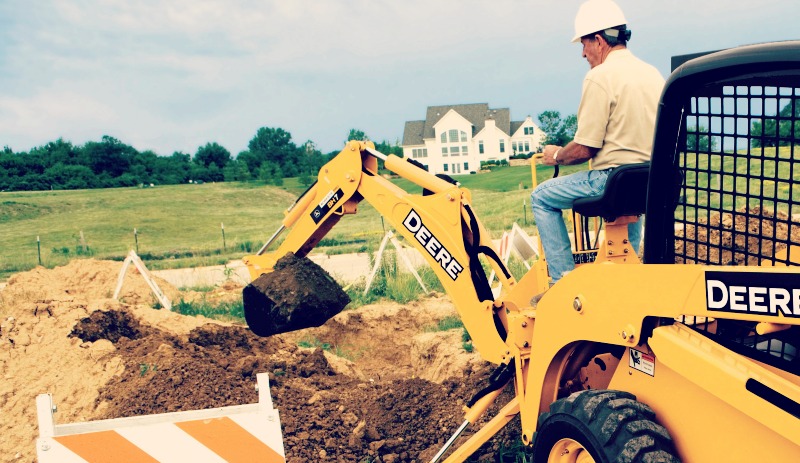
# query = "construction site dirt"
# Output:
<box><xmin>0</xmin><ymin>259</ymin><xmax>520</xmax><ymax>463</ymax></box>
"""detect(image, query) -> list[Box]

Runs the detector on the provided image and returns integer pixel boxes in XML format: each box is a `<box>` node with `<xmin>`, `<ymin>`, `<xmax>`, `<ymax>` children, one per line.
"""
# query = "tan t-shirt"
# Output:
<box><xmin>574</xmin><ymin>48</ymin><xmax>665</xmax><ymax>171</ymax></box>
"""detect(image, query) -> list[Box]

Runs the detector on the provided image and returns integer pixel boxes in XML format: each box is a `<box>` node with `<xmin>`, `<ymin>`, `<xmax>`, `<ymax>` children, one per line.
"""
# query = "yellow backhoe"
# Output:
<box><xmin>242</xmin><ymin>41</ymin><xmax>800</xmax><ymax>462</ymax></box>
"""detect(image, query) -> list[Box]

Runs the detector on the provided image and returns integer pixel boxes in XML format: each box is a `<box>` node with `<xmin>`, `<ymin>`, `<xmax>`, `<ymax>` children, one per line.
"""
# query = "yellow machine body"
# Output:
<box><xmin>243</xmin><ymin>41</ymin><xmax>800</xmax><ymax>462</ymax></box>
<box><xmin>243</xmin><ymin>140</ymin><xmax>800</xmax><ymax>462</ymax></box>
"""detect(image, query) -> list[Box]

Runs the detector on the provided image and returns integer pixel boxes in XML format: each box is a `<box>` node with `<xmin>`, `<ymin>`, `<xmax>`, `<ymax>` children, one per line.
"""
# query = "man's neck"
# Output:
<box><xmin>600</xmin><ymin>45</ymin><xmax>627</xmax><ymax>64</ymax></box>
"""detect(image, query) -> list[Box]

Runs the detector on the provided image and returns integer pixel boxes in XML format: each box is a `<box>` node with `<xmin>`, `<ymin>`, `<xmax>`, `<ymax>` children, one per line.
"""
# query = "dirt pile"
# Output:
<box><xmin>0</xmin><ymin>259</ymin><xmax>518</xmax><ymax>463</ymax></box>
<box><xmin>0</xmin><ymin>260</ymin><xmax>213</xmax><ymax>462</ymax></box>
<box><xmin>676</xmin><ymin>206</ymin><xmax>800</xmax><ymax>264</ymax></box>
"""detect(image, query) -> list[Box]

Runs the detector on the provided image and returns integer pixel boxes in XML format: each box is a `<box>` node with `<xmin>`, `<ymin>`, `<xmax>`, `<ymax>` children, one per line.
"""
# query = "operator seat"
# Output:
<box><xmin>569</xmin><ymin>162</ymin><xmax>650</xmax><ymax>265</ymax></box>
<box><xmin>572</xmin><ymin>162</ymin><xmax>650</xmax><ymax>221</ymax></box>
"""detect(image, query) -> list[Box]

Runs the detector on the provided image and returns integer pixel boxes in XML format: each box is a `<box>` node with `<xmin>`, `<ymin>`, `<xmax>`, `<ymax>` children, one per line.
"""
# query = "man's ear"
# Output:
<box><xmin>595</xmin><ymin>34</ymin><xmax>607</xmax><ymax>47</ymax></box>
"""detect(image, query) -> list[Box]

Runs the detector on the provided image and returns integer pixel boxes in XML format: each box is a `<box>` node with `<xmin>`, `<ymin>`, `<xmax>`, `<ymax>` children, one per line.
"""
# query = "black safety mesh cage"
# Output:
<box><xmin>677</xmin><ymin>84</ymin><xmax>800</xmax><ymax>266</ymax></box>
<box><xmin>644</xmin><ymin>41</ymin><xmax>800</xmax><ymax>374</ymax></box>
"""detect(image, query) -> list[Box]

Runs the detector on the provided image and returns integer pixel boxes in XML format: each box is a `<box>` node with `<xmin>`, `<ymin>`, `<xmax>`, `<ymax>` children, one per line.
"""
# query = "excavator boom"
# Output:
<box><xmin>242</xmin><ymin>141</ymin><xmax>528</xmax><ymax>364</ymax></box>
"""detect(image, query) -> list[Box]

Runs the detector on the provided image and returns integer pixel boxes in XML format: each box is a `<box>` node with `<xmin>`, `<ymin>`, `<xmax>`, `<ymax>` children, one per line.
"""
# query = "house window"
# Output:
<box><xmin>451</xmin><ymin>163</ymin><xmax>461</xmax><ymax>174</ymax></box>
<box><xmin>462</xmin><ymin>145</ymin><xmax>467</xmax><ymax>155</ymax></box>
<box><xmin>449</xmin><ymin>129</ymin><xmax>459</xmax><ymax>143</ymax></box>
<box><xmin>524</xmin><ymin>127</ymin><xmax>534</xmax><ymax>135</ymax></box>
<box><xmin>500</xmin><ymin>140</ymin><xmax>505</xmax><ymax>153</ymax></box>
<box><xmin>512</xmin><ymin>142</ymin><xmax>518</xmax><ymax>153</ymax></box>
<box><xmin>423</xmin><ymin>148</ymin><xmax>428</xmax><ymax>157</ymax></box>
<box><xmin>460</xmin><ymin>131</ymin><xmax>467</xmax><ymax>142</ymax></box>
<box><xmin>440</xmin><ymin>132</ymin><xmax>446</xmax><ymax>143</ymax></box>
<box><xmin>412</xmin><ymin>148</ymin><xmax>428</xmax><ymax>159</ymax></box>
<box><xmin>450</xmin><ymin>146</ymin><xmax>459</xmax><ymax>156</ymax></box>
<box><xmin>442</xmin><ymin>147</ymin><xmax>448</xmax><ymax>157</ymax></box>
<box><xmin>463</xmin><ymin>162</ymin><xmax>468</xmax><ymax>171</ymax></box>
<box><xmin>479</xmin><ymin>141</ymin><xmax>484</xmax><ymax>154</ymax></box>
<box><xmin>524</xmin><ymin>142</ymin><xmax>530</xmax><ymax>152</ymax></box>
<box><xmin>443</xmin><ymin>164</ymin><xmax>449</xmax><ymax>172</ymax></box>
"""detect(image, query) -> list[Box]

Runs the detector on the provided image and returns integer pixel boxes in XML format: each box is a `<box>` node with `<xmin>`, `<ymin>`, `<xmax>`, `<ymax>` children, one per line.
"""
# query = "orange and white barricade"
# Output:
<box><xmin>36</xmin><ymin>373</ymin><xmax>285</xmax><ymax>463</ymax></box>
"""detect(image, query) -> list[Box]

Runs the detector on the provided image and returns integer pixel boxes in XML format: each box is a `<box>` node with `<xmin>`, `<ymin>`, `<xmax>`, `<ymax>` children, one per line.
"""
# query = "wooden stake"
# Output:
<box><xmin>221</xmin><ymin>222</ymin><xmax>226</xmax><ymax>250</ymax></box>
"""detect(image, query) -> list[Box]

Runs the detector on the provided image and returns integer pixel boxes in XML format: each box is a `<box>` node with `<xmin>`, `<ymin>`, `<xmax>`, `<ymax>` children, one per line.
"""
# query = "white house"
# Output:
<box><xmin>402</xmin><ymin>103</ymin><xmax>546</xmax><ymax>175</ymax></box>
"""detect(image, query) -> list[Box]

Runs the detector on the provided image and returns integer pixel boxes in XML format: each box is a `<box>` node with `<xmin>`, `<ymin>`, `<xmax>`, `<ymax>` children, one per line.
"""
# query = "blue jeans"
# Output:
<box><xmin>531</xmin><ymin>169</ymin><xmax>642</xmax><ymax>284</ymax></box>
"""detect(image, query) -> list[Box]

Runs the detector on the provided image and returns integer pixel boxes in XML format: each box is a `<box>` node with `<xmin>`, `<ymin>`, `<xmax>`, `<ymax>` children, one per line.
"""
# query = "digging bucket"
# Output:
<box><xmin>242</xmin><ymin>252</ymin><xmax>350</xmax><ymax>337</ymax></box>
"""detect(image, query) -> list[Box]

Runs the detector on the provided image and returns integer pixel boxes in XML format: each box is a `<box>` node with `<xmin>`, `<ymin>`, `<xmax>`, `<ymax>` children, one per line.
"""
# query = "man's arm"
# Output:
<box><xmin>541</xmin><ymin>142</ymin><xmax>597</xmax><ymax>166</ymax></box>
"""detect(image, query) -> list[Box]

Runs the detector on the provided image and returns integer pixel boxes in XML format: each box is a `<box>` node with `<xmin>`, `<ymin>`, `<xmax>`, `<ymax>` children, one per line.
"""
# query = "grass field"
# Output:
<box><xmin>0</xmin><ymin>163</ymin><xmax>580</xmax><ymax>280</ymax></box>
<box><xmin>680</xmin><ymin>146</ymin><xmax>800</xmax><ymax>219</ymax></box>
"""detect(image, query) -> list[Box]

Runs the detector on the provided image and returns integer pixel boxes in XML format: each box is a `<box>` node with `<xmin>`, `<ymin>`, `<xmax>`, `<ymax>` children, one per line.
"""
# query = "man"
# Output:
<box><xmin>531</xmin><ymin>0</ymin><xmax>665</xmax><ymax>289</ymax></box>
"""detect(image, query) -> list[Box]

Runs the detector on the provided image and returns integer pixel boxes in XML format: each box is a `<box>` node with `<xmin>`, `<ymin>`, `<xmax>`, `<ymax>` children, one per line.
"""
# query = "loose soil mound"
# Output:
<box><xmin>0</xmin><ymin>260</ymin><xmax>519</xmax><ymax>463</ymax></box>
<box><xmin>676</xmin><ymin>206</ymin><xmax>800</xmax><ymax>264</ymax></box>
<box><xmin>70</xmin><ymin>309</ymin><xmax>152</xmax><ymax>343</ymax></box>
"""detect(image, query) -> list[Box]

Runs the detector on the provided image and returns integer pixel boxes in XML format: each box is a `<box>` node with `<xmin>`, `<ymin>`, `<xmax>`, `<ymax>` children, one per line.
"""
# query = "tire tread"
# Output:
<box><xmin>534</xmin><ymin>390</ymin><xmax>681</xmax><ymax>463</ymax></box>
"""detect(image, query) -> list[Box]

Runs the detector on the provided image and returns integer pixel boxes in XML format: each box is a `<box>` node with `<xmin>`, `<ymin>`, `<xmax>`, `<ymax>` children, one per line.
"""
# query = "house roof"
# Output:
<box><xmin>402</xmin><ymin>120</ymin><xmax>425</xmax><ymax>146</ymax></box>
<box><xmin>403</xmin><ymin>103</ymin><xmax>513</xmax><ymax>146</ymax></box>
<box><xmin>510</xmin><ymin>121</ymin><xmax>524</xmax><ymax>136</ymax></box>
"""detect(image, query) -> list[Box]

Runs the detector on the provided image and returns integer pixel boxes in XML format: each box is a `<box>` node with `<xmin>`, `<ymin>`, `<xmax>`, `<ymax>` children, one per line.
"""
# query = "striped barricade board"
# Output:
<box><xmin>36</xmin><ymin>373</ymin><xmax>285</xmax><ymax>463</ymax></box>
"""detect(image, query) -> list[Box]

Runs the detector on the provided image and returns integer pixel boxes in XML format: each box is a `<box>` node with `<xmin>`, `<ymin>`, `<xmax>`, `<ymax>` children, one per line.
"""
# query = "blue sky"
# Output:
<box><xmin>1</xmin><ymin>0</ymin><xmax>798</xmax><ymax>156</ymax></box>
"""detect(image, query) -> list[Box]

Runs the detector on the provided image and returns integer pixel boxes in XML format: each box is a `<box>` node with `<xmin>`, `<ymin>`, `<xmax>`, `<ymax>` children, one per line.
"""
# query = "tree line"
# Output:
<box><xmin>1</xmin><ymin>111</ymin><xmax>572</xmax><ymax>193</ymax></box>
<box><xmin>0</xmin><ymin>128</ymin><xmax>401</xmax><ymax>192</ymax></box>
<box><xmin>751</xmin><ymin>98</ymin><xmax>800</xmax><ymax>148</ymax></box>
<box><xmin>12</xmin><ymin>99</ymin><xmax>790</xmax><ymax>193</ymax></box>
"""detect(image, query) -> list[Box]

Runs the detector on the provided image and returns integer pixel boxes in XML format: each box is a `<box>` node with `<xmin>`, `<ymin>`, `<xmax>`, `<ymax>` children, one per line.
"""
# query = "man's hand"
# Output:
<box><xmin>540</xmin><ymin>142</ymin><xmax>597</xmax><ymax>166</ymax></box>
<box><xmin>541</xmin><ymin>145</ymin><xmax>562</xmax><ymax>166</ymax></box>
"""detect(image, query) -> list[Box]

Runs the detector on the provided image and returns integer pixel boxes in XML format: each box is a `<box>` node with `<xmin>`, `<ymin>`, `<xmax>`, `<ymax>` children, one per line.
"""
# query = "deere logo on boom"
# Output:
<box><xmin>402</xmin><ymin>209</ymin><xmax>463</xmax><ymax>280</ymax></box>
<box><xmin>705</xmin><ymin>270</ymin><xmax>800</xmax><ymax>317</ymax></box>
<box><xmin>310</xmin><ymin>188</ymin><xmax>344</xmax><ymax>224</ymax></box>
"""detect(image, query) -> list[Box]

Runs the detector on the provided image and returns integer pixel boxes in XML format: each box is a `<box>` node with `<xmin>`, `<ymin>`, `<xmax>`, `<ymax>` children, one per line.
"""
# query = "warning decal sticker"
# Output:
<box><xmin>629</xmin><ymin>348</ymin><xmax>655</xmax><ymax>376</ymax></box>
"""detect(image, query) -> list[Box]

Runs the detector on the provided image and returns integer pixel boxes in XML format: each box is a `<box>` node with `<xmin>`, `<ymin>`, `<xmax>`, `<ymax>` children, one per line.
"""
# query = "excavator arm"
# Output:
<box><xmin>242</xmin><ymin>140</ymin><xmax>532</xmax><ymax>365</ymax></box>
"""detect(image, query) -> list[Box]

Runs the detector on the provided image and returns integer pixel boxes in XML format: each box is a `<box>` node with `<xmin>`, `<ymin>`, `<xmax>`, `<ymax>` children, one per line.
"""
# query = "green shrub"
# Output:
<box><xmin>297</xmin><ymin>336</ymin><xmax>331</xmax><ymax>350</ymax></box>
<box><xmin>426</xmin><ymin>315</ymin><xmax>463</xmax><ymax>332</ymax></box>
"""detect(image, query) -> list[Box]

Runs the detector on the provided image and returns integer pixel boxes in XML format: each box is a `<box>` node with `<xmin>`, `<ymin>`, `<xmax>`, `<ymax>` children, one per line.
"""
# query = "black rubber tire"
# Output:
<box><xmin>532</xmin><ymin>390</ymin><xmax>681</xmax><ymax>463</ymax></box>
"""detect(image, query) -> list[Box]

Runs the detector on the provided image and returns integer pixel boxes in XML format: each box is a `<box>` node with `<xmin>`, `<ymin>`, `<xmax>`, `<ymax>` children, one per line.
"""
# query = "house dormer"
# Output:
<box><xmin>510</xmin><ymin>115</ymin><xmax>546</xmax><ymax>156</ymax></box>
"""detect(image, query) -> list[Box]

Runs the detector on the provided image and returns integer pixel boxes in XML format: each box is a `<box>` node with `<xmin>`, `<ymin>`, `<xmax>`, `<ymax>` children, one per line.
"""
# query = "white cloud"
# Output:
<box><xmin>0</xmin><ymin>89</ymin><xmax>117</xmax><ymax>144</ymax></box>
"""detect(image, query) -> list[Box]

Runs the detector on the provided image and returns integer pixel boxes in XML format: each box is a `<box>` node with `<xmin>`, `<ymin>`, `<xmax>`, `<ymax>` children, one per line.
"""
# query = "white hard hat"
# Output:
<box><xmin>572</xmin><ymin>0</ymin><xmax>627</xmax><ymax>43</ymax></box>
